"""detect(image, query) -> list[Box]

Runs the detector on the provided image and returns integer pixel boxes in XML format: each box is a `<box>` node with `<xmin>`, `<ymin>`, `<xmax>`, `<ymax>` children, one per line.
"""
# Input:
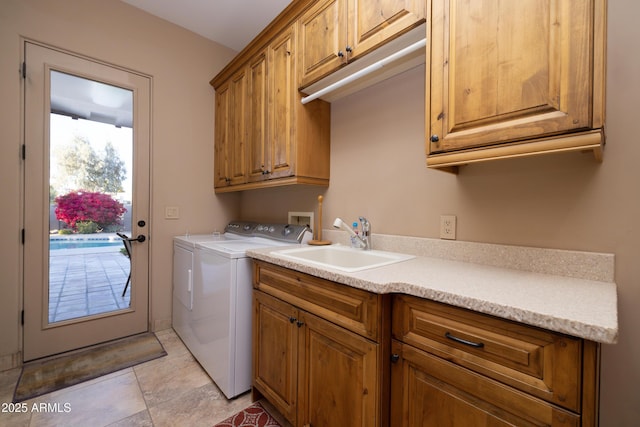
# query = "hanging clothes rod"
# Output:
<box><xmin>300</xmin><ymin>38</ymin><xmax>427</xmax><ymax>105</ymax></box>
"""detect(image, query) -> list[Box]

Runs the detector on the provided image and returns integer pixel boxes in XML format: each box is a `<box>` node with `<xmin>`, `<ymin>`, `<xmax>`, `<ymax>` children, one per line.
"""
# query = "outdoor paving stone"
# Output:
<box><xmin>48</xmin><ymin>248</ymin><xmax>131</xmax><ymax>321</ymax></box>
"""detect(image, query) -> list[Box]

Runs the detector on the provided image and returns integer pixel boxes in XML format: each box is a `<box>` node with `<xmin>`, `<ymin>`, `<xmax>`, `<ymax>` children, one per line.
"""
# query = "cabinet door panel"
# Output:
<box><xmin>298</xmin><ymin>311</ymin><xmax>378</xmax><ymax>427</ymax></box>
<box><xmin>247</xmin><ymin>52</ymin><xmax>268</xmax><ymax>182</ymax></box>
<box><xmin>392</xmin><ymin>295</ymin><xmax>582</xmax><ymax>411</ymax></box>
<box><xmin>229</xmin><ymin>69</ymin><xmax>247</xmax><ymax>184</ymax></box>
<box><xmin>269</xmin><ymin>27</ymin><xmax>296</xmax><ymax>179</ymax></box>
<box><xmin>390</xmin><ymin>341</ymin><xmax>580</xmax><ymax>427</ymax></box>
<box><xmin>350</xmin><ymin>0</ymin><xmax>425</xmax><ymax>58</ymax></box>
<box><xmin>298</xmin><ymin>0</ymin><xmax>347</xmax><ymax>87</ymax></box>
<box><xmin>214</xmin><ymin>83</ymin><xmax>230</xmax><ymax>188</ymax></box>
<box><xmin>429</xmin><ymin>0</ymin><xmax>593</xmax><ymax>153</ymax></box>
<box><xmin>253</xmin><ymin>292</ymin><xmax>298</xmax><ymax>426</ymax></box>
<box><xmin>255</xmin><ymin>261</ymin><xmax>381</xmax><ymax>340</ymax></box>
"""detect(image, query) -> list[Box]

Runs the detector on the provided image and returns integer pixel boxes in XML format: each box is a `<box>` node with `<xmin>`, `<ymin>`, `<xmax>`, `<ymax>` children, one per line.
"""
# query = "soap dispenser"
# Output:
<box><xmin>350</xmin><ymin>222</ymin><xmax>360</xmax><ymax>248</ymax></box>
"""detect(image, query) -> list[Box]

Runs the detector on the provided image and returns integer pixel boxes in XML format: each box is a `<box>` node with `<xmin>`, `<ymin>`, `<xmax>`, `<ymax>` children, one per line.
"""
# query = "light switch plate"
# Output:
<box><xmin>165</xmin><ymin>206</ymin><xmax>180</xmax><ymax>220</ymax></box>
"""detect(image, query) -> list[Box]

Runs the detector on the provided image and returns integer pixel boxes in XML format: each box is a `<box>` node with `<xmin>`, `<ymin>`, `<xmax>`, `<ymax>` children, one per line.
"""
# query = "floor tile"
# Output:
<box><xmin>0</xmin><ymin>329</ymin><xmax>268</xmax><ymax>427</ymax></box>
<box><xmin>28</xmin><ymin>369</ymin><xmax>146</xmax><ymax>427</ymax></box>
<box><xmin>106</xmin><ymin>409</ymin><xmax>153</xmax><ymax>427</ymax></box>
<box><xmin>0</xmin><ymin>368</ymin><xmax>32</xmax><ymax>427</ymax></box>
<box><xmin>134</xmin><ymin>351</ymin><xmax>212</xmax><ymax>407</ymax></box>
<box><xmin>154</xmin><ymin>330</ymin><xmax>190</xmax><ymax>358</ymax></box>
<box><xmin>148</xmin><ymin>384</ymin><xmax>250</xmax><ymax>427</ymax></box>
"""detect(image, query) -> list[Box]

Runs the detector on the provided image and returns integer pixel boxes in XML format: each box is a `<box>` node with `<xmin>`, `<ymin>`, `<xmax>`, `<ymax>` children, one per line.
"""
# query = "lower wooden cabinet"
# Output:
<box><xmin>254</xmin><ymin>291</ymin><xmax>380</xmax><ymax>427</ymax></box>
<box><xmin>253</xmin><ymin>291</ymin><xmax>298</xmax><ymax>423</ymax></box>
<box><xmin>390</xmin><ymin>340</ymin><xmax>580</xmax><ymax>426</ymax></box>
<box><xmin>252</xmin><ymin>261</ymin><xmax>389</xmax><ymax>427</ymax></box>
<box><xmin>252</xmin><ymin>262</ymin><xmax>601</xmax><ymax>427</ymax></box>
<box><xmin>391</xmin><ymin>295</ymin><xmax>600</xmax><ymax>427</ymax></box>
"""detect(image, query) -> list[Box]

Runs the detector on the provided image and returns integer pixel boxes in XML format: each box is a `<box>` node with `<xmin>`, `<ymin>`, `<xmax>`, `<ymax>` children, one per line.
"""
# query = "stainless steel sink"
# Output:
<box><xmin>275</xmin><ymin>245</ymin><xmax>414</xmax><ymax>272</ymax></box>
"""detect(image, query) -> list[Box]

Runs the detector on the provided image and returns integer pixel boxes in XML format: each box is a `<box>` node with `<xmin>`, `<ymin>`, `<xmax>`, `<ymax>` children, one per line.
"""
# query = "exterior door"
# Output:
<box><xmin>23</xmin><ymin>41</ymin><xmax>151</xmax><ymax>361</ymax></box>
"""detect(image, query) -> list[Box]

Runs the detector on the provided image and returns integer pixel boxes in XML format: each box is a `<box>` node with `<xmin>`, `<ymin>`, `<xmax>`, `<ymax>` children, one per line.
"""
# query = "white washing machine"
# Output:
<box><xmin>172</xmin><ymin>222</ymin><xmax>310</xmax><ymax>398</ymax></box>
<box><xmin>172</xmin><ymin>231</ymin><xmax>245</xmax><ymax>332</ymax></box>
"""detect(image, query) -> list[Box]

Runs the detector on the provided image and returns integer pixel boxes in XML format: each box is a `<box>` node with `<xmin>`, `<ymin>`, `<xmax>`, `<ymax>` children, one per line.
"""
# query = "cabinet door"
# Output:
<box><xmin>298</xmin><ymin>0</ymin><xmax>347</xmax><ymax>87</ymax></box>
<box><xmin>298</xmin><ymin>311</ymin><xmax>379</xmax><ymax>427</ymax></box>
<box><xmin>214</xmin><ymin>82</ymin><xmax>230</xmax><ymax>188</ymax></box>
<box><xmin>253</xmin><ymin>291</ymin><xmax>299</xmax><ymax>426</ymax></box>
<box><xmin>228</xmin><ymin>68</ymin><xmax>248</xmax><ymax>185</ymax></box>
<box><xmin>390</xmin><ymin>340</ymin><xmax>580</xmax><ymax>427</ymax></box>
<box><xmin>429</xmin><ymin>0</ymin><xmax>594</xmax><ymax>154</ymax></box>
<box><xmin>268</xmin><ymin>26</ymin><xmax>296</xmax><ymax>179</ymax></box>
<box><xmin>247</xmin><ymin>51</ymin><xmax>269</xmax><ymax>183</ymax></box>
<box><xmin>349</xmin><ymin>0</ymin><xmax>425</xmax><ymax>59</ymax></box>
<box><xmin>392</xmin><ymin>294</ymin><xmax>582</xmax><ymax>411</ymax></box>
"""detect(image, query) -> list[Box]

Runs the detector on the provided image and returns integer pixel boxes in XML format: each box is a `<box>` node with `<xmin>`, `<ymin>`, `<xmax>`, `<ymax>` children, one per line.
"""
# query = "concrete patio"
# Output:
<box><xmin>48</xmin><ymin>245</ymin><xmax>131</xmax><ymax>323</ymax></box>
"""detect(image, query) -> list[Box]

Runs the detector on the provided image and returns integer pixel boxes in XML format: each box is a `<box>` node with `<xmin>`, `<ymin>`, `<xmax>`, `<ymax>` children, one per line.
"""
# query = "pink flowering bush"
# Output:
<box><xmin>55</xmin><ymin>191</ymin><xmax>126</xmax><ymax>232</ymax></box>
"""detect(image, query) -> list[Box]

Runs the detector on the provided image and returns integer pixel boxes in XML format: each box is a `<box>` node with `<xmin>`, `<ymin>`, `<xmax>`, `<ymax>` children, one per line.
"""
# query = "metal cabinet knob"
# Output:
<box><xmin>430</xmin><ymin>134</ymin><xmax>440</xmax><ymax>142</ymax></box>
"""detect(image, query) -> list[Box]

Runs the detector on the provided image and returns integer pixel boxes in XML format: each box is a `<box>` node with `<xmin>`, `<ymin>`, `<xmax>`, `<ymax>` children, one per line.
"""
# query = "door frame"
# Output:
<box><xmin>21</xmin><ymin>40</ymin><xmax>153</xmax><ymax>361</ymax></box>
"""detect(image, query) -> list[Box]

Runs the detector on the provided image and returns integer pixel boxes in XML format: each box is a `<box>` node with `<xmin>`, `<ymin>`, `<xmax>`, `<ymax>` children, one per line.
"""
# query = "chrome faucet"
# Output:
<box><xmin>358</xmin><ymin>216</ymin><xmax>371</xmax><ymax>250</ymax></box>
<box><xmin>333</xmin><ymin>217</ymin><xmax>371</xmax><ymax>250</ymax></box>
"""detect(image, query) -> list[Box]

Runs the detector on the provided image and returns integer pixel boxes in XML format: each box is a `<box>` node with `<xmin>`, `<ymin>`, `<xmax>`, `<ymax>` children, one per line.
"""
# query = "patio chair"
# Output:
<box><xmin>116</xmin><ymin>233</ymin><xmax>132</xmax><ymax>297</ymax></box>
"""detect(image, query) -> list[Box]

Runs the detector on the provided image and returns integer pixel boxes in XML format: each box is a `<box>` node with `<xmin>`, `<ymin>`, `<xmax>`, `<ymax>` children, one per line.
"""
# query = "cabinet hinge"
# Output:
<box><xmin>21</xmin><ymin>229</ymin><xmax>25</xmax><ymax>244</ymax></box>
<box><xmin>21</xmin><ymin>61</ymin><xmax>26</xmax><ymax>79</ymax></box>
<box><xmin>22</xmin><ymin>144</ymin><xmax>26</xmax><ymax>160</ymax></box>
<box><xmin>21</xmin><ymin>310</ymin><xmax>24</xmax><ymax>325</ymax></box>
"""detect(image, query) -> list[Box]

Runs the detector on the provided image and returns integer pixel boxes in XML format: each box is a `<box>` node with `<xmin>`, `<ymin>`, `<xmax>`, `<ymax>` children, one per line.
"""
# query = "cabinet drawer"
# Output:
<box><xmin>254</xmin><ymin>261</ymin><xmax>382</xmax><ymax>340</ymax></box>
<box><xmin>392</xmin><ymin>295</ymin><xmax>582</xmax><ymax>412</ymax></box>
<box><xmin>391</xmin><ymin>340</ymin><xmax>580</xmax><ymax>427</ymax></box>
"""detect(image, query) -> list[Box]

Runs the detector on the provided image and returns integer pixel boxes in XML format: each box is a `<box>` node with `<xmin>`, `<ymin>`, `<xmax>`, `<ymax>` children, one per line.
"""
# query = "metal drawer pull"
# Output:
<box><xmin>445</xmin><ymin>332</ymin><xmax>484</xmax><ymax>348</ymax></box>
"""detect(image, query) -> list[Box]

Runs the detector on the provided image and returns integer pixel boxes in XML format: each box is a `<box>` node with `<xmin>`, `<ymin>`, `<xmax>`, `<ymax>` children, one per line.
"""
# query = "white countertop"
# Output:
<box><xmin>247</xmin><ymin>234</ymin><xmax>618</xmax><ymax>345</ymax></box>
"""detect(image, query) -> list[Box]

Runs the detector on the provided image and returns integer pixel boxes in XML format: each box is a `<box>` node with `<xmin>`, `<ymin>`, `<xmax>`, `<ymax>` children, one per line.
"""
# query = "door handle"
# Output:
<box><xmin>125</xmin><ymin>234</ymin><xmax>146</xmax><ymax>243</ymax></box>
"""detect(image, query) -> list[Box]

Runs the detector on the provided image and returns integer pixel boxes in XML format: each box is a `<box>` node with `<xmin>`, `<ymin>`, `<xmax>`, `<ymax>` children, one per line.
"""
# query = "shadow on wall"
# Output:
<box><xmin>455</xmin><ymin>150</ymin><xmax>603</xmax><ymax>247</ymax></box>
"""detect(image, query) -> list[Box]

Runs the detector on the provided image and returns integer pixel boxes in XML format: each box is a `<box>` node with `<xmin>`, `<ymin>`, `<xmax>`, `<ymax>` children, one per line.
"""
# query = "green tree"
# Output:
<box><xmin>55</xmin><ymin>135</ymin><xmax>126</xmax><ymax>193</ymax></box>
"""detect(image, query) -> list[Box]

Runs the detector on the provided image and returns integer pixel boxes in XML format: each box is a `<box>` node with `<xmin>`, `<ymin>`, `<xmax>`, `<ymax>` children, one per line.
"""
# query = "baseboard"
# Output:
<box><xmin>0</xmin><ymin>351</ymin><xmax>22</xmax><ymax>372</ymax></box>
<box><xmin>153</xmin><ymin>317</ymin><xmax>172</xmax><ymax>332</ymax></box>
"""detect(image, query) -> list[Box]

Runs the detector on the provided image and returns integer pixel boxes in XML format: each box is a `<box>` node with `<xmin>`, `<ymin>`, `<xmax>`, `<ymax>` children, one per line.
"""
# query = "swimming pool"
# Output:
<box><xmin>49</xmin><ymin>238</ymin><xmax>123</xmax><ymax>250</ymax></box>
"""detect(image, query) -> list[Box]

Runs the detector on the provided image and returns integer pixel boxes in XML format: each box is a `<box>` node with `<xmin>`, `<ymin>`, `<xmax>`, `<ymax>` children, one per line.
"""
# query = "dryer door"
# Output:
<box><xmin>173</xmin><ymin>245</ymin><xmax>194</xmax><ymax>311</ymax></box>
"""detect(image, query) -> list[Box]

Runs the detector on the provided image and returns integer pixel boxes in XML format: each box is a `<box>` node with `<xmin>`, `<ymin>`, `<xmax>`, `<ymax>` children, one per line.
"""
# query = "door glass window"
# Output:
<box><xmin>48</xmin><ymin>70</ymin><xmax>133</xmax><ymax>323</ymax></box>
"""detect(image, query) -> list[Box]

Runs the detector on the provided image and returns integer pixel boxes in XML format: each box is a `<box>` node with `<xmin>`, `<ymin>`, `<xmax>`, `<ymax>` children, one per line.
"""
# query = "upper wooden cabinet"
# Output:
<box><xmin>211</xmin><ymin>1</ymin><xmax>330</xmax><ymax>193</ymax></box>
<box><xmin>214</xmin><ymin>68</ymin><xmax>247</xmax><ymax>188</ymax></box>
<box><xmin>426</xmin><ymin>0</ymin><xmax>607</xmax><ymax>170</ymax></box>
<box><xmin>298</xmin><ymin>0</ymin><xmax>426</xmax><ymax>88</ymax></box>
<box><xmin>248</xmin><ymin>28</ymin><xmax>301</xmax><ymax>184</ymax></box>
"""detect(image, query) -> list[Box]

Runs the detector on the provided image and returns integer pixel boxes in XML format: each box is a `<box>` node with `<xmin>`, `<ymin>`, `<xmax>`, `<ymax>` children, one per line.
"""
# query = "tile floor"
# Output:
<box><xmin>0</xmin><ymin>329</ymin><xmax>286</xmax><ymax>427</ymax></box>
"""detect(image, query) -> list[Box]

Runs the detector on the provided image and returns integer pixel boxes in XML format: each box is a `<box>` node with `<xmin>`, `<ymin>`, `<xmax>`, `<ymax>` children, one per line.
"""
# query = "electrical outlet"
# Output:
<box><xmin>288</xmin><ymin>211</ymin><xmax>314</xmax><ymax>229</ymax></box>
<box><xmin>440</xmin><ymin>215</ymin><xmax>456</xmax><ymax>240</ymax></box>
